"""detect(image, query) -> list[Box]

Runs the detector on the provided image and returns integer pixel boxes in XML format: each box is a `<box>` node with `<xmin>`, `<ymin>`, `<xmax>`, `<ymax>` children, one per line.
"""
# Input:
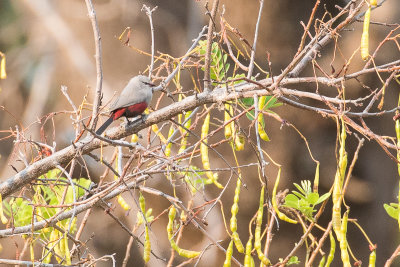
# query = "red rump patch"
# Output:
<box><xmin>112</xmin><ymin>108</ymin><xmax>126</xmax><ymax>120</ymax></box>
<box><xmin>112</xmin><ymin>102</ymin><xmax>148</xmax><ymax>120</ymax></box>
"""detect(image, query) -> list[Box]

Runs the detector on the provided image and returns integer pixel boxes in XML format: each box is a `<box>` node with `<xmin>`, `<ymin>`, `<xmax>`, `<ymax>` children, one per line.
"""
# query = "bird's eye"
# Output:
<box><xmin>143</xmin><ymin>81</ymin><xmax>155</xmax><ymax>87</ymax></box>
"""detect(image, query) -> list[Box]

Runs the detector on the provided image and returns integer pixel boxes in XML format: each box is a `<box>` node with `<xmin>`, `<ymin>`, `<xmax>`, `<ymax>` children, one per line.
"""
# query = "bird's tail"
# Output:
<box><xmin>95</xmin><ymin>117</ymin><xmax>113</xmax><ymax>135</ymax></box>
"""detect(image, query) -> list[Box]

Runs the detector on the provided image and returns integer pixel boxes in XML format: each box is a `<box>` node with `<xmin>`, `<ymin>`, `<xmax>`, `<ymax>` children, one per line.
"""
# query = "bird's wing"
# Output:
<box><xmin>109</xmin><ymin>89</ymin><xmax>147</xmax><ymax>111</ymax></box>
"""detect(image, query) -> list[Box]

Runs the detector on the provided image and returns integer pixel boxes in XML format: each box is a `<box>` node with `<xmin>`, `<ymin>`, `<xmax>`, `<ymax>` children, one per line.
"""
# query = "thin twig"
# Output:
<box><xmin>0</xmin><ymin>259</ymin><xmax>74</xmax><ymax>267</ymax></box>
<box><xmin>142</xmin><ymin>5</ymin><xmax>158</xmax><ymax>78</ymax></box>
<box><xmin>385</xmin><ymin>243</ymin><xmax>400</xmax><ymax>267</ymax></box>
<box><xmin>85</xmin><ymin>0</ymin><xmax>103</xmax><ymax>131</ymax></box>
<box><xmin>253</xmin><ymin>94</ymin><xmax>267</xmax><ymax>182</ymax></box>
<box><xmin>296</xmin><ymin>0</ymin><xmax>321</xmax><ymax>56</ymax></box>
<box><xmin>203</xmin><ymin>0</ymin><xmax>219</xmax><ymax>92</ymax></box>
<box><xmin>153</xmin><ymin>26</ymin><xmax>208</xmax><ymax>92</ymax></box>
<box><xmin>306</xmin><ymin>222</ymin><xmax>332</xmax><ymax>266</ymax></box>
<box><xmin>247</xmin><ymin>0</ymin><xmax>264</xmax><ymax>79</ymax></box>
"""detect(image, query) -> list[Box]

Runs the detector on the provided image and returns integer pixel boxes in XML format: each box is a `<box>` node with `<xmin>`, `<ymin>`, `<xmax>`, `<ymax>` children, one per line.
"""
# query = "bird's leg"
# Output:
<box><xmin>139</xmin><ymin>114</ymin><xmax>148</xmax><ymax>122</ymax></box>
<box><xmin>125</xmin><ymin>115</ymin><xmax>147</xmax><ymax>126</ymax></box>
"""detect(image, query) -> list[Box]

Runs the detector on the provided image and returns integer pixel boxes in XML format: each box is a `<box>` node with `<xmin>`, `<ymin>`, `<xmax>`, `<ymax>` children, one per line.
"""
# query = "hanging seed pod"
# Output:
<box><xmin>361</xmin><ymin>8</ymin><xmax>371</xmax><ymax>60</ymax></box>
<box><xmin>201</xmin><ymin>113</ymin><xmax>223</xmax><ymax>188</ymax></box>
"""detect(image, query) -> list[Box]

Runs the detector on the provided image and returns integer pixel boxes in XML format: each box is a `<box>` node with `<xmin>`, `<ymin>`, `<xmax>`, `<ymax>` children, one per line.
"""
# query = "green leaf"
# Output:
<box><xmin>384</xmin><ymin>203</ymin><xmax>399</xmax><ymax>220</ymax></box>
<box><xmin>306</xmin><ymin>192</ymin><xmax>320</xmax><ymax>205</ymax></box>
<box><xmin>298</xmin><ymin>198</ymin><xmax>309</xmax><ymax>208</ymax></box>
<box><xmin>315</xmin><ymin>192</ymin><xmax>331</xmax><ymax>205</ymax></box>
<box><xmin>301</xmin><ymin>180</ymin><xmax>312</xmax><ymax>194</ymax></box>
<box><xmin>76</xmin><ymin>178</ymin><xmax>92</xmax><ymax>196</ymax></box>
<box><xmin>225</xmin><ymin>63</ymin><xmax>230</xmax><ymax>72</ymax></box>
<box><xmin>241</xmin><ymin>97</ymin><xmax>254</xmax><ymax>107</ymax></box>
<box><xmin>284</xmin><ymin>194</ymin><xmax>299</xmax><ymax>208</ymax></box>
<box><xmin>293</xmin><ymin>183</ymin><xmax>306</xmax><ymax>195</ymax></box>
<box><xmin>245</xmin><ymin>110</ymin><xmax>255</xmax><ymax>121</ymax></box>
<box><xmin>287</xmin><ymin>256</ymin><xmax>300</xmax><ymax>265</ymax></box>
<box><xmin>279</xmin><ymin>256</ymin><xmax>300</xmax><ymax>265</ymax></box>
<box><xmin>292</xmin><ymin>191</ymin><xmax>306</xmax><ymax>200</ymax></box>
<box><xmin>263</xmin><ymin>96</ymin><xmax>282</xmax><ymax>110</ymax></box>
<box><xmin>231</xmin><ymin>73</ymin><xmax>246</xmax><ymax>85</ymax></box>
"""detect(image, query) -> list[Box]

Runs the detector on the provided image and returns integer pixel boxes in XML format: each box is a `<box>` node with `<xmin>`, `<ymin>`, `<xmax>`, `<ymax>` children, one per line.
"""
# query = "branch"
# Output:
<box><xmin>247</xmin><ymin>0</ymin><xmax>264</xmax><ymax>79</ymax></box>
<box><xmin>203</xmin><ymin>0</ymin><xmax>219</xmax><ymax>92</ymax></box>
<box><xmin>142</xmin><ymin>5</ymin><xmax>158</xmax><ymax>78</ymax></box>
<box><xmin>85</xmin><ymin>0</ymin><xmax>103</xmax><ymax>131</ymax></box>
<box><xmin>0</xmin><ymin>177</ymin><xmax>148</xmax><ymax>237</ymax></box>
<box><xmin>2</xmin><ymin>73</ymin><xmax>399</xmax><ymax>198</ymax></box>
<box><xmin>287</xmin><ymin>0</ymin><xmax>364</xmax><ymax>78</ymax></box>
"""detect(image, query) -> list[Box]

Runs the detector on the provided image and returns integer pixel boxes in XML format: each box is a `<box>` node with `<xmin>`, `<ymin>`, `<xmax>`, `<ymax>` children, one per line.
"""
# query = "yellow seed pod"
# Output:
<box><xmin>167</xmin><ymin>206</ymin><xmax>178</xmax><ymax>236</ymax></box>
<box><xmin>313</xmin><ymin>162</ymin><xmax>320</xmax><ymax>193</ymax></box>
<box><xmin>139</xmin><ymin>193</ymin><xmax>151</xmax><ymax>262</ymax></box>
<box><xmin>59</xmin><ymin>233</ymin><xmax>66</xmax><ymax>261</ymax></box>
<box><xmin>180</xmin><ymin>209</ymin><xmax>187</xmax><ymax>223</ymax></box>
<box><xmin>167</xmin><ymin>206</ymin><xmax>200</xmax><ymax>258</ymax></box>
<box><xmin>244</xmin><ymin>237</ymin><xmax>254</xmax><ymax>267</ymax></box>
<box><xmin>52</xmin><ymin>232</ymin><xmax>63</xmax><ymax>263</ymax></box>
<box><xmin>333</xmin><ymin>119</ymin><xmax>347</xmax><ymax>238</ymax></box>
<box><xmin>117</xmin><ymin>195</ymin><xmax>131</xmax><ymax>211</ymax></box>
<box><xmin>230</xmin><ymin>207</ymin><xmax>238</xmax><ymax>232</ymax></box>
<box><xmin>231</xmin><ymin>231</ymin><xmax>244</xmax><ymax>253</ymax></box>
<box><xmin>115</xmin><ymin>155</ymin><xmax>130</xmax><ymax>210</ymax></box>
<box><xmin>30</xmin><ymin>240</ymin><xmax>35</xmax><ymax>262</ymax></box>
<box><xmin>234</xmin><ymin>133</ymin><xmax>245</xmax><ymax>151</ymax></box>
<box><xmin>361</xmin><ymin>8</ymin><xmax>371</xmax><ymax>60</ymax></box>
<box><xmin>339</xmin><ymin>211</ymin><xmax>351</xmax><ymax>267</ymax></box>
<box><xmin>229</xmin><ymin>104</ymin><xmax>235</xmax><ymax>137</ymax></box>
<box><xmin>0</xmin><ymin>194</ymin><xmax>8</xmax><ymax>224</ymax></box>
<box><xmin>223</xmin><ymin>240</ymin><xmax>233</xmax><ymax>267</ymax></box>
<box><xmin>368</xmin><ymin>250</ymin><xmax>376</xmax><ymax>267</ymax></box>
<box><xmin>143</xmin><ymin>226</ymin><xmax>151</xmax><ymax>262</ymax></box>
<box><xmin>272</xmin><ymin>168</ymin><xmax>297</xmax><ymax>224</ymax></box>
<box><xmin>332</xmin><ymin>169</ymin><xmax>343</xmax><ymax>239</ymax></box>
<box><xmin>178</xmin><ymin>94</ymin><xmax>183</xmax><ymax>129</ymax></box>
<box><xmin>131</xmin><ymin>134</ymin><xmax>139</xmax><ymax>143</ymax></box>
<box><xmin>257</xmin><ymin>96</ymin><xmax>270</xmax><ymax>141</ymax></box>
<box><xmin>139</xmin><ymin>193</ymin><xmax>146</xmax><ymax>213</ymax></box>
<box><xmin>254</xmin><ymin>186</ymin><xmax>271</xmax><ymax>265</ymax></box>
<box><xmin>318</xmin><ymin>256</ymin><xmax>326</xmax><ymax>267</ymax></box>
<box><xmin>174</xmin><ymin>246</ymin><xmax>201</xmax><ymax>258</ymax></box>
<box><xmin>325</xmin><ymin>232</ymin><xmax>336</xmax><ymax>267</ymax></box>
<box><xmin>178</xmin><ymin>111</ymin><xmax>192</xmax><ymax>154</ymax></box>
<box><xmin>165</xmin><ymin>125</ymin><xmax>174</xmax><ymax>157</ymax></box>
<box><xmin>0</xmin><ymin>55</ymin><xmax>6</xmax><ymax>80</ymax></box>
<box><xmin>257</xmin><ymin>114</ymin><xmax>270</xmax><ymax>141</ymax></box>
<box><xmin>201</xmin><ymin>113</ymin><xmax>224</xmax><ymax>188</ymax></box>
<box><xmin>63</xmin><ymin>233</ymin><xmax>72</xmax><ymax>265</ymax></box>
<box><xmin>230</xmin><ymin>177</ymin><xmax>241</xmax><ymax>231</ymax></box>
<box><xmin>43</xmin><ymin>248</ymin><xmax>52</xmax><ymax>264</ymax></box>
<box><xmin>224</xmin><ymin>103</ymin><xmax>233</xmax><ymax>139</ymax></box>
<box><xmin>152</xmin><ymin>124</ymin><xmax>167</xmax><ymax>144</ymax></box>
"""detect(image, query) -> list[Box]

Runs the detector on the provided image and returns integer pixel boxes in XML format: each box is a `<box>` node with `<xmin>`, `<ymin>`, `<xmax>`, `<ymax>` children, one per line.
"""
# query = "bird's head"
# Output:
<box><xmin>135</xmin><ymin>75</ymin><xmax>155</xmax><ymax>90</ymax></box>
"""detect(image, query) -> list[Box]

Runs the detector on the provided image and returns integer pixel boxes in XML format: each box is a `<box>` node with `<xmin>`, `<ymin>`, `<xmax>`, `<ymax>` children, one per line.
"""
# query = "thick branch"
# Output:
<box><xmin>1</xmin><ymin>77</ymin><xmax>397</xmax><ymax>198</ymax></box>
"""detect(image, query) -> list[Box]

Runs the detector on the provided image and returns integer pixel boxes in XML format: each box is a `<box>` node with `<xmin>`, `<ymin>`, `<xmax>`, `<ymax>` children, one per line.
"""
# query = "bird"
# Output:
<box><xmin>95</xmin><ymin>75</ymin><xmax>155</xmax><ymax>135</ymax></box>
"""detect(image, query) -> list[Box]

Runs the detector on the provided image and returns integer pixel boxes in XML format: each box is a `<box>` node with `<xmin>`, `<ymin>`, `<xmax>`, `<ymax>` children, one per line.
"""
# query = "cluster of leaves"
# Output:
<box><xmin>241</xmin><ymin>95</ymin><xmax>281</xmax><ymax>121</ymax></box>
<box><xmin>284</xmin><ymin>180</ymin><xmax>330</xmax><ymax>220</ymax></box>
<box><xmin>198</xmin><ymin>40</ymin><xmax>230</xmax><ymax>83</ymax></box>
<box><xmin>4</xmin><ymin>169</ymin><xmax>91</xmax><ymax>264</ymax></box>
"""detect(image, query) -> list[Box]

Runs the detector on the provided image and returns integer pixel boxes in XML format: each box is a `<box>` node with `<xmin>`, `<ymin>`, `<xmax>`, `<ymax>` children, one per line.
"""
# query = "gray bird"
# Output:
<box><xmin>96</xmin><ymin>75</ymin><xmax>154</xmax><ymax>134</ymax></box>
